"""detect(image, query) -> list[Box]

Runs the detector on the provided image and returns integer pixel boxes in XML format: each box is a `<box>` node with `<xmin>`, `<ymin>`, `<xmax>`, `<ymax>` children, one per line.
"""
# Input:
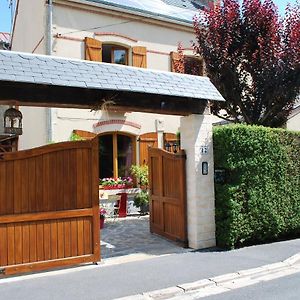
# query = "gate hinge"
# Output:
<box><xmin>0</xmin><ymin>268</ymin><xmax>6</xmax><ymax>275</ymax></box>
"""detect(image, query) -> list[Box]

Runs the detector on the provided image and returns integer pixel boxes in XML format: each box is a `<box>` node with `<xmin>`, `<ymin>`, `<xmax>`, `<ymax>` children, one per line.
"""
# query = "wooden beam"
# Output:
<box><xmin>0</xmin><ymin>81</ymin><xmax>208</xmax><ymax>115</ymax></box>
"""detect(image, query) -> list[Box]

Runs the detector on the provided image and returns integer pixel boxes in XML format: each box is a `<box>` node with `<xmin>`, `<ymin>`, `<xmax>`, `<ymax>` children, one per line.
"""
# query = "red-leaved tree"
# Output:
<box><xmin>193</xmin><ymin>0</ymin><xmax>300</xmax><ymax>127</ymax></box>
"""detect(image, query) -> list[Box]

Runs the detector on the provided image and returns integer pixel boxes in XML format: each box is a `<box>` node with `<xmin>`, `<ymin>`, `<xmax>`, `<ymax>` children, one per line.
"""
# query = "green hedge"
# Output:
<box><xmin>213</xmin><ymin>125</ymin><xmax>300</xmax><ymax>249</ymax></box>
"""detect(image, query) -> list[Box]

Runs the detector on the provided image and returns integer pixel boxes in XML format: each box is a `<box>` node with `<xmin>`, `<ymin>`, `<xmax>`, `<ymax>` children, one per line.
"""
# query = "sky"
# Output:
<box><xmin>0</xmin><ymin>0</ymin><xmax>298</xmax><ymax>33</ymax></box>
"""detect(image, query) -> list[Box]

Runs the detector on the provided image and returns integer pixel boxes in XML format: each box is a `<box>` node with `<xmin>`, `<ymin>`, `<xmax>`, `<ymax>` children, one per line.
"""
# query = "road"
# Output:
<box><xmin>204</xmin><ymin>272</ymin><xmax>300</xmax><ymax>300</ymax></box>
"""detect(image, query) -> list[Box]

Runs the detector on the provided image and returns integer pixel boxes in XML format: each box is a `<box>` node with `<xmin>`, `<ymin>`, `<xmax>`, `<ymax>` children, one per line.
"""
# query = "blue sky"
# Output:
<box><xmin>0</xmin><ymin>0</ymin><xmax>298</xmax><ymax>33</ymax></box>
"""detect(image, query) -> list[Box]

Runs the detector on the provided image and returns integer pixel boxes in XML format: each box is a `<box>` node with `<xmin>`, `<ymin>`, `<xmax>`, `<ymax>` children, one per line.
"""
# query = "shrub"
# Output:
<box><xmin>213</xmin><ymin>125</ymin><xmax>300</xmax><ymax>249</ymax></box>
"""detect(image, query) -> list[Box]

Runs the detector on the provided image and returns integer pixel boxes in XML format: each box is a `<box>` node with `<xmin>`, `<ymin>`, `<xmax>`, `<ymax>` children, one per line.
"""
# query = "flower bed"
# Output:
<box><xmin>100</xmin><ymin>177</ymin><xmax>133</xmax><ymax>190</ymax></box>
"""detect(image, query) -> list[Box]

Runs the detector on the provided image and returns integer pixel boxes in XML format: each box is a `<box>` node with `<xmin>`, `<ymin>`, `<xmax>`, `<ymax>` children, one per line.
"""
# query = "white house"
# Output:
<box><xmin>11</xmin><ymin>0</ymin><xmax>220</xmax><ymax>178</ymax></box>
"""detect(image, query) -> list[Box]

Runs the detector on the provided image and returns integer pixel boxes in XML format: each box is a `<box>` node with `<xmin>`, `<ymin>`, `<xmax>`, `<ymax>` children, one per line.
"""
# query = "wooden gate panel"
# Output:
<box><xmin>0</xmin><ymin>139</ymin><xmax>99</xmax><ymax>276</ymax></box>
<box><xmin>149</xmin><ymin>148</ymin><xmax>187</xmax><ymax>246</ymax></box>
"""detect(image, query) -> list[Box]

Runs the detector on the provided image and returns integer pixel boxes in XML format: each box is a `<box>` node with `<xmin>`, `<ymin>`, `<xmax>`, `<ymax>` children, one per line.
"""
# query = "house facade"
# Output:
<box><xmin>11</xmin><ymin>0</ymin><xmax>219</xmax><ymax>177</ymax></box>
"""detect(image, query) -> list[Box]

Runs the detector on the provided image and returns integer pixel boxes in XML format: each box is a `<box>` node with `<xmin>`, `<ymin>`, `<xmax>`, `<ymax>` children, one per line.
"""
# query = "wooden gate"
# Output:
<box><xmin>0</xmin><ymin>139</ymin><xmax>100</xmax><ymax>276</ymax></box>
<box><xmin>148</xmin><ymin>148</ymin><xmax>187</xmax><ymax>246</ymax></box>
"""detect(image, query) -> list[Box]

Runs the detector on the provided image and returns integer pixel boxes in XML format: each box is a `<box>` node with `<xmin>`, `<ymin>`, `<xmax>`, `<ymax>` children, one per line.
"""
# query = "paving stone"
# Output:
<box><xmin>100</xmin><ymin>216</ymin><xmax>190</xmax><ymax>259</ymax></box>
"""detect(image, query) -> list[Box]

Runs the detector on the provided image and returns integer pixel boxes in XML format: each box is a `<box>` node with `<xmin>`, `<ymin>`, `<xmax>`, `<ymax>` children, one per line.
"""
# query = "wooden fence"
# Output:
<box><xmin>148</xmin><ymin>148</ymin><xmax>187</xmax><ymax>246</ymax></box>
<box><xmin>0</xmin><ymin>139</ymin><xmax>100</xmax><ymax>275</ymax></box>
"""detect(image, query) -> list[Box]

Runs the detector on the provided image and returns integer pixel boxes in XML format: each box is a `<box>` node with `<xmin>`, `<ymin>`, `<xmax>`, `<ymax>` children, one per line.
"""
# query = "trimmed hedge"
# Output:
<box><xmin>213</xmin><ymin>125</ymin><xmax>300</xmax><ymax>249</ymax></box>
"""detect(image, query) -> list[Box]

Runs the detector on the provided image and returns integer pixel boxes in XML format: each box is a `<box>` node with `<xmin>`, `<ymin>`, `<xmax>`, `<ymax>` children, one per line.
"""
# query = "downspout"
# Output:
<box><xmin>46</xmin><ymin>0</ymin><xmax>53</xmax><ymax>143</ymax></box>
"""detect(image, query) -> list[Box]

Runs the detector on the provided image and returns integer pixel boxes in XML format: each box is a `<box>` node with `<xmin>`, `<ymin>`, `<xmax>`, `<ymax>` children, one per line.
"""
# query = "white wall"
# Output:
<box><xmin>13</xmin><ymin>1</ymin><xmax>197</xmax><ymax>149</ymax></box>
<box><xmin>19</xmin><ymin>107</ymin><xmax>48</xmax><ymax>149</ymax></box>
<box><xmin>0</xmin><ymin>105</ymin><xmax>8</xmax><ymax>134</ymax></box>
<box><xmin>11</xmin><ymin>0</ymin><xmax>46</xmax><ymax>54</ymax></box>
<box><xmin>286</xmin><ymin>113</ymin><xmax>300</xmax><ymax>131</ymax></box>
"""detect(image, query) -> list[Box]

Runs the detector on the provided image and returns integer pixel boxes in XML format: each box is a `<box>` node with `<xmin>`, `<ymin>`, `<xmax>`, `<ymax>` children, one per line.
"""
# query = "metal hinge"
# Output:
<box><xmin>0</xmin><ymin>268</ymin><xmax>5</xmax><ymax>275</ymax></box>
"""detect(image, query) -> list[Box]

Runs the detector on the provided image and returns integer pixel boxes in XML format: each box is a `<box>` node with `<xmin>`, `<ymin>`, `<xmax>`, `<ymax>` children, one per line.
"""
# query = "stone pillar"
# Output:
<box><xmin>180</xmin><ymin>114</ymin><xmax>216</xmax><ymax>249</ymax></box>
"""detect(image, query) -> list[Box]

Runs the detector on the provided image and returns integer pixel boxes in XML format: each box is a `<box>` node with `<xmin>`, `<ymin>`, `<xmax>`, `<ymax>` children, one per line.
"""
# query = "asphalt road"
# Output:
<box><xmin>204</xmin><ymin>272</ymin><xmax>300</xmax><ymax>300</ymax></box>
<box><xmin>0</xmin><ymin>239</ymin><xmax>299</xmax><ymax>300</ymax></box>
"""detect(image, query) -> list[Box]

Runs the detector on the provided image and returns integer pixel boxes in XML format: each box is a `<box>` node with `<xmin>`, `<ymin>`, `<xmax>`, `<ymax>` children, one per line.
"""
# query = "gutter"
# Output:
<box><xmin>55</xmin><ymin>0</ymin><xmax>195</xmax><ymax>29</ymax></box>
<box><xmin>46</xmin><ymin>0</ymin><xmax>53</xmax><ymax>143</ymax></box>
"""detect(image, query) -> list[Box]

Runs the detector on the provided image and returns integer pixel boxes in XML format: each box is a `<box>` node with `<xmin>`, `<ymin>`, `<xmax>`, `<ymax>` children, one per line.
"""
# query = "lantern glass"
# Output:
<box><xmin>165</xmin><ymin>142</ymin><xmax>171</xmax><ymax>152</ymax></box>
<box><xmin>4</xmin><ymin>107</ymin><xmax>23</xmax><ymax>135</ymax></box>
<box><xmin>172</xmin><ymin>142</ymin><xmax>178</xmax><ymax>153</ymax></box>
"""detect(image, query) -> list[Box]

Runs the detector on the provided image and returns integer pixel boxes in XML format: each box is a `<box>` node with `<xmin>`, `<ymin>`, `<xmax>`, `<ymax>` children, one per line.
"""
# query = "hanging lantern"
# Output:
<box><xmin>4</xmin><ymin>107</ymin><xmax>23</xmax><ymax>135</ymax></box>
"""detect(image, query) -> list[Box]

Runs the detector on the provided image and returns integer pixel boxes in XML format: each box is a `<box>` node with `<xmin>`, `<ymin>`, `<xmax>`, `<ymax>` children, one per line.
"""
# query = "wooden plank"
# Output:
<box><xmin>22</xmin><ymin>222</ymin><xmax>30</xmax><ymax>264</ymax></box>
<box><xmin>56</xmin><ymin>152</ymin><xmax>65</xmax><ymax>211</ymax></box>
<box><xmin>28</xmin><ymin>158</ymin><xmax>37</xmax><ymax>212</ymax></box>
<box><xmin>13</xmin><ymin>161</ymin><xmax>22</xmax><ymax>214</ymax></box>
<box><xmin>70</xmin><ymin>149</ymin><xmax>77</xmax><ymax>210</ymax></box>
<box><xmin>3</xmin><ymin>254</ymin><xmax>96</xmax><ymax>276</ymax></box>
<box><xmin>43</xmin><ymin>222</ymin><xmax>51</xmax><ymax>261</ymax></box>
<box><xmin>81</xmin><ymin>150</ymin><xmax>90</xmax><ymax>208</ymax></box>
<box><xmin>36</xmin><ymin>223</ymin><xmax>44</xmax><ymax>262</ymax></box>
<box><xmin>21</xmin><ymin>159</ymin><xmax>29</xmax><ymax>213</ymax></box>
<box><xmin>43</xmin><ymin>154</ymin><xmax>50</xmax><ymax>212</ymax></box>
<box><xmin>0</xmin><ymin>208</ymin><xmax>93</xmax><ymax>224</ymax></box>
<box><xmin>2</xmin><ymin>140</ymin><xmax>92</xmax><ymax>161</ymax></box>
<box><xmin>57</xmin><ymin>220</ymin><xmax>65</xmax><ymax>258</ymax></box>
<box><xmin>64</xmin><ymin>220</ymin><xmax>71</xmax><ymax>258</ymax></box>
<box><xmin>29</xmin><ymin>223</ymin><xmax>37</xmax><ymax>262</ymax></box>
<box><xmin>35</xmin><ymin>155</ymin><xmax>43</xmax><ymax>212</ymax></box>
<box><xmin>77</xmin><ymin>218</ymin><xmax>84</xmax><ymax>256</ymax></box>
<box><xmin>0</xmin><ymin>163</ymin><xmax>6</xmax><ymax>215</ymax></box>
<box><xmin>91</xmin><ymin>138</ymin><xmax>100</xmax><ymax>261</ymax></box>
<box><xmin>63</xmin><ymin>150</ymin><xmax>72</xmax><ymax>210</ymax></box>
<box><xmin>50</xmin><ymin>221</ymin><xmax>58</xmax><ymax>260</ymax></box>
<box><xmin>48</xmin><ymin>153</ymin><xmax>57</xmax><ymax>211</ymax></box>
<box><xmin>15</xmin><ymin>223</ymin><xmax>23</xmax><ymax>264</ymax></box>
<box><xmin>0</xmin><ymin>225</ymin><xmax>8</xmax><ymax>266</ymax></box>
<box><xmin>5</xmin><ymin>161</ymin><xmax>14</xmax><ymax>215</ymax></box>
<box><xmin>83</xmin><ymin>218</ymin><xmax>92</xmax><ymax>255</ymax></box>
<box><xmin>70</xmin><ymin>219</ymin><xmax>78</xmax><ymax>257</ymax></box>
<box><xmin>76</xmin><ymin>149</ymin><xmax>83</xmax><ymax>209</ymax></box>
<box><xmin>7</xmin><ymin>224</ymin><xmax>15</xmax><ymax>265</ymax></box>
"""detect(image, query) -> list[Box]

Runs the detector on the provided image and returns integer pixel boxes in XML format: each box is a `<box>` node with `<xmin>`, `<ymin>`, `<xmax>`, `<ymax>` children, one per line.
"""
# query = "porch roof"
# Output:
<box><xmin>0</xmin><ymin>50</ymin><xmax>224</xmax><ymax>115</ymax></box>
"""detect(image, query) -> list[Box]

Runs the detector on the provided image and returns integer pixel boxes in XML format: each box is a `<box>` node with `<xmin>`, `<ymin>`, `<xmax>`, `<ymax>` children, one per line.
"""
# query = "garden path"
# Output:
<box><xmin>100</xmin><ymin>216</ymin><xmax>190</xmax><ymax>259</ymax></box>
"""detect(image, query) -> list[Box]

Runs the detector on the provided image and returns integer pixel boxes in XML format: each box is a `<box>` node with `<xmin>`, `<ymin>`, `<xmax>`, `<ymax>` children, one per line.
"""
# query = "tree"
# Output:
<box><xmin>193</xmin><ymin>0</ymin><xmax>300</xmax><ymax>127</ymax></box>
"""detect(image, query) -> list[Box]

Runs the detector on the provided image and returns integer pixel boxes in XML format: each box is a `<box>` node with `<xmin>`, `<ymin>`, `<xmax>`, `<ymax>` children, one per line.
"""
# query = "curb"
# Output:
<box><xmin>116</xmin><ymin>253</ymin><xmax>300</xmax><ymax>300</ymax></box>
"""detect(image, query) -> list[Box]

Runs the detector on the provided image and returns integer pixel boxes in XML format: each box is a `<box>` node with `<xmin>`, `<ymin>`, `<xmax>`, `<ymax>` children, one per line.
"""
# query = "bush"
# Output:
<box><xmin>213</xmin><ymin>125</ymin><xmax>300</xmax><ymax>249</ymax></box>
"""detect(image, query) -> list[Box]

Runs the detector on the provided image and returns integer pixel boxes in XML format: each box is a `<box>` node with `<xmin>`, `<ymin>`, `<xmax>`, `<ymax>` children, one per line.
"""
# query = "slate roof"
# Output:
<box><xmin>0</xmin><ymin>50</ymin><xmax>224</xmax><ymax>102</ymax></box>
<box><xmin>161</xmin><ymin>0</ymin><xmax>209</xmax><ymax>10</ymax></box>
<box><xmin>86</xmin><ymin>0</ymin><xmax>205</xmax><ymax>24</ymax></box>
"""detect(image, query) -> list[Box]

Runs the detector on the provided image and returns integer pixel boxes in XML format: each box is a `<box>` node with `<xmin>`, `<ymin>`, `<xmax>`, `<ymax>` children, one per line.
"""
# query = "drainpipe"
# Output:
<box><xmin>46</xmin><ymin>0</ymin><xmax>53</xmax><ymax>143</ymax></box>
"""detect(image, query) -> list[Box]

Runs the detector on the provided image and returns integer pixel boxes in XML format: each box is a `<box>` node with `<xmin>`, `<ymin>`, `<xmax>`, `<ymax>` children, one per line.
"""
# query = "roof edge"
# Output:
<box><xmin>57</xmin><ymin>0</ymin><xmax>195</xmax><ymax>27</ymax></box>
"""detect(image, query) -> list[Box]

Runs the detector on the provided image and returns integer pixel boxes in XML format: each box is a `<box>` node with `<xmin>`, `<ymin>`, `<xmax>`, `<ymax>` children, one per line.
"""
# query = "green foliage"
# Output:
<box><xmin>133</xmin><ymin>190</ymin><xmax>149</xmax><ymax>209</ymax></box>
<box><xmin>130</xmin><ymin>164</ymin><xmax>149</xmax><ymax>187</ymax></box>
<box><xmin>214</xmin><ymin>125</ymin><xmax>300</xmax><ymax>249</ymax></box>
<box><xmin>70</xmin><ymin>133</ymin><xmax>85</xmax><ymax>141</ymax></box>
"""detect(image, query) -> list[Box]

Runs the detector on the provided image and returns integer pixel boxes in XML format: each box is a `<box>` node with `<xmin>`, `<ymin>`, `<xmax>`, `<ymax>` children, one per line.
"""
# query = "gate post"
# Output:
<box><xmin>180</xmin><ymin>114</ymin><xmax>216</xmax><ymax>249</ymax></box>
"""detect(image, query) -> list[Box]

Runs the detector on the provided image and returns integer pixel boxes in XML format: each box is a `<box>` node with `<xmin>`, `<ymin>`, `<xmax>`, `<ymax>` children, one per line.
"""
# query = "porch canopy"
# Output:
<box><xmin>0</xmin><ymin>50</ymin><xmax>224</xmax><ymax>115</ymax></box>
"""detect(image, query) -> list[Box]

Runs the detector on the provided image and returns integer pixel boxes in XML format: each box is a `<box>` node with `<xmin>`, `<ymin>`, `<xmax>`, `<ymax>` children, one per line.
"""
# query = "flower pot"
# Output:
<box><xmin>100</xmin><ymin>217</ymin><xmax>105</xmax><ymax>229</ymax></box>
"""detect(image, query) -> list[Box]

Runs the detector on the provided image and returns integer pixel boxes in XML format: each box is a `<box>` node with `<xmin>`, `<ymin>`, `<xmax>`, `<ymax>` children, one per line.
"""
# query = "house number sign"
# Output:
<box><xmin>200</xmin><ymin>145</ymin><xmax>209</xmax><ymax>155</ymax></box>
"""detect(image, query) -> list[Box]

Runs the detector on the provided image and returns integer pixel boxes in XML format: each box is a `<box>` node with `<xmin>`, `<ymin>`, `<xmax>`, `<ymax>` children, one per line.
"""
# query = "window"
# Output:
<box><xmin>99</xmin><ymin>133</ymin><xmax>136</xmax><ymax>178</ymax></box>
<box><xmin>102</xmin><ymin>44</ymin><xmax>128</xmax><ymax>65</ymax></box>
<box><xmin>85</xmin><ymin>37</ymin><xmax>147</xmax><ymax>68</ymax></box>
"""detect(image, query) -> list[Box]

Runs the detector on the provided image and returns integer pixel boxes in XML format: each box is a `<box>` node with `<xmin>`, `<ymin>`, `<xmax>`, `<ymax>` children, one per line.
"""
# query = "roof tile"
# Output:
<box><xmin>0</xmin><ymin>50</ymin><xmax>224</xmax><ymax>102</ymax></box>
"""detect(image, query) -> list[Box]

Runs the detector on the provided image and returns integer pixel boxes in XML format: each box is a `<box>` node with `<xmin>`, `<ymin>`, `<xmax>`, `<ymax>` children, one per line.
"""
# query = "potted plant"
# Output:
<box><xmin>130</xmin><ymin>165</ymin><xmax>149</xmax><ymax>214</ymax></box>
<box><xmin>99</xmin><ymin>207</ymin><xmax>106</xmax><ymax>229</ymax></box>
<box><xmin>133</xmin><ymin>190</ymin><xmax>149</xmax><ymax>215</ymax></box>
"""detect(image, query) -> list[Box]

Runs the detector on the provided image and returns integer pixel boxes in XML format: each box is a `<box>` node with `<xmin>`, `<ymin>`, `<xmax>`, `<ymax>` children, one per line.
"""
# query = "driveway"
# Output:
<box><xmin>100</xmin><ymin>215</ymin><xmax>190</xmax><ymax>259</ymax></box>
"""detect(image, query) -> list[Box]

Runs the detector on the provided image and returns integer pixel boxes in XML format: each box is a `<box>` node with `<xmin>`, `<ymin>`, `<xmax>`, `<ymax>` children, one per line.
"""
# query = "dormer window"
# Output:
<box><xmin>102</xmin><ymin>44</ymin><xmax>128</xmax><ymax>65</ymax></box>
